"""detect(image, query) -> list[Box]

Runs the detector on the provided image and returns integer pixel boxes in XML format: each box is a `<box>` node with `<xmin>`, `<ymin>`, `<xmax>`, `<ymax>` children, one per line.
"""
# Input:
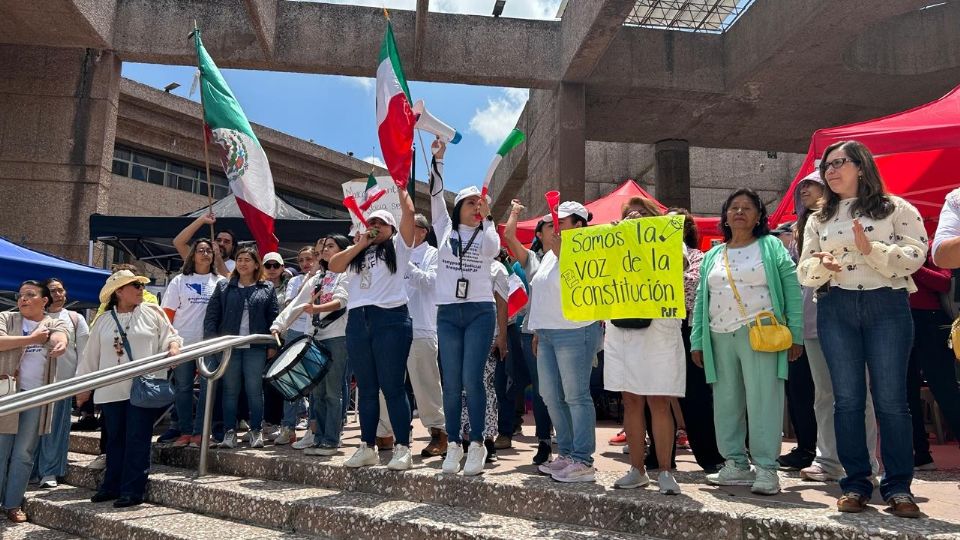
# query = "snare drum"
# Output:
<box><xmin>263</xmin><ymin>335</ymin><xmax>331</xmax><ymax>401</ymax></box>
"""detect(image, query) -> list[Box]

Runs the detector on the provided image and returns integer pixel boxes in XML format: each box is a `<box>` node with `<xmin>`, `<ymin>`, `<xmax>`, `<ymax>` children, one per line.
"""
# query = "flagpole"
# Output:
<box><xmin>192</xmin><ymin>20</ymin><xmax>216</xmax><ymax>242</ymax></box>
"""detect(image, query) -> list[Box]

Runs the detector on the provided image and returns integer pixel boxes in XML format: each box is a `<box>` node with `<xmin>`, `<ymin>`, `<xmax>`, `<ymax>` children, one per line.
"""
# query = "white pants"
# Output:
<box><xmin>806</xmin><ymin>337</ymin><xmax>880</xmax><ymax>476</ymax></box>
<box><xmin>377</xmin><ymin>337</ymin><xmax>445</xmax><ymax>436</ymax></box>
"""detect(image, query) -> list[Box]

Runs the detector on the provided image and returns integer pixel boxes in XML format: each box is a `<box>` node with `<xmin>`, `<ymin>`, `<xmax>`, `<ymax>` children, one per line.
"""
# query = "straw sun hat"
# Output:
<box><xmin>98</xmin><ymin>270</ymin><xmax>150</xmax><ymax>304</ymax></box>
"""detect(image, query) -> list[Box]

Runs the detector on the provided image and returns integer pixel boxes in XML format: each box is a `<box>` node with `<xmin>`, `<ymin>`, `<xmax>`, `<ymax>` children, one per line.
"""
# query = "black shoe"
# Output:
<box><xmin>113</xmin><ymin>496</ymin><xmax>143</xmax><ymax>508</ymax></box>
<box><xmin>156</xmin><ymin>427</ymin><xmax>181</xmax><ymax>444</ymax></box>
<box><xmin>532</xmin><ymin>441</ymin><xmax>552</xmax><ymax>465</ymax></box>
<box><xmin>484</xmin><ymin>439</ymin><xmax>497</xmax><ymax>463</ymax></box>
<box><xmin>777</xmin><ymin>447</ymin><xmax>815</xmax><ymax>470</ymax></box>
<box><xmin>90</xmin><ymin>492</ymin><xmax>119</xmax><ymax>503</ymax></box>
<box><xmin>72</xmin><ymin>415</ymin><xmax>100</xmax><ymax>431</ymax></box>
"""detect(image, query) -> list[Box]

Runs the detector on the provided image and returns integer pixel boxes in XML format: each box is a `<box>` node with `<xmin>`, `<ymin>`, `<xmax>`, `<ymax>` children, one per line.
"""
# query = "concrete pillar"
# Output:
<box><xmin>654</xmin><ymin>139</ymin><xmax>690</xmax><ymax>210</ymax></box>
<box><xmin>523</xmin><ymin>82</ymin><xmax>586</xmax><ymax>214</ymax></box>
<box><xmin>0</xmin><ymin>45</ymin><xmax>121</xmax><ymax>262</ymax></box>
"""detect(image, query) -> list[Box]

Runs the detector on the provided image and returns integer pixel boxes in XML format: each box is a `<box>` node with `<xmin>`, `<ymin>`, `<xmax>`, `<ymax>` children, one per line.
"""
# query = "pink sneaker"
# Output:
<box><xmin>537</xmin><ymin>455</ymin><xmax>572</xmax><ymax>476</ymax></box>
<box><xmin>552</xmin><ymin>461</ymin><xmax>596</xmax><ymax>483</ymax></box>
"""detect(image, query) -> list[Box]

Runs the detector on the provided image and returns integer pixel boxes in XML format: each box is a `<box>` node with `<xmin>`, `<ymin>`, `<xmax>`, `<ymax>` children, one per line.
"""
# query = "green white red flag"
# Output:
<box><xmin>504</xmin><ymin>262</ymin><xmax>528</xmax><ymax>319</ymax></box>
<box><xmin>376</xmin><ymin>21</ymin><xmax>415</xmax><ymax>190</ymax></box>
<box><xmin>359</xmin><ymin>173</ymin><xmax>386</xmax><ymax>211</ymax></box>
<box><xmin>194</xmin><ymin>28</ymin><xmax>278</xmax><ymax>253</ymax></box>
<box><xmin>481</xmin><ymin>129</ymin><xmax>525</xmax><ymax>199</ymax></box>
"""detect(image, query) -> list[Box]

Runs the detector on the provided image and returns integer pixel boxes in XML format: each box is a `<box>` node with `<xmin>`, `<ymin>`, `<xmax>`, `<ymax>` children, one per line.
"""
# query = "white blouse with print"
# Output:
<box><xmin>797</xmin><ymin>196</ymin><xmax>927</xmax><ymax>293</ymax></box>
<box><xmin>707</xmin><ymin>241</ymin><xmax>774</xmax><ymax>333</ymax></box>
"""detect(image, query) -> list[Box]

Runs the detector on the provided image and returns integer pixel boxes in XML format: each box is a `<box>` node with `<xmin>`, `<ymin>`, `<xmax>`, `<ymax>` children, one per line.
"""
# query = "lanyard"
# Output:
<box><xmin>457</xmin><ymin>226</ymin><xmax>483</xmax><ymax>276</ymax></box>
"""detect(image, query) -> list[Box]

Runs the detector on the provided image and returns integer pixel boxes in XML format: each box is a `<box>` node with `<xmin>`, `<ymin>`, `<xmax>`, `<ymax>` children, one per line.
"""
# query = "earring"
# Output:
<box><xmin>723</xmin><ymin>222</ymin><xmax>728</xmax><ymax>227</ymax></box>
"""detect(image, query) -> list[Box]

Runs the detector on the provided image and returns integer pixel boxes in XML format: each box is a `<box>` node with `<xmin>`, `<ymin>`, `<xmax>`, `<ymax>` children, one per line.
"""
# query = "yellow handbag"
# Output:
<box><xmin>723</xmin><ymin>248</ymin><xmax>793</xmax><ymax>353</ymax></box>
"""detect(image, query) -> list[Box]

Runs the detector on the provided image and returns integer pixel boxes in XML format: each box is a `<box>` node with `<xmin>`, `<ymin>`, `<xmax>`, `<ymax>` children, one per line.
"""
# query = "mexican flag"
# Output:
<box><xmin>358</xmin><ymin>173</ymin><xmax>386</xmax><ymax>211</ymax></box>
<box><xmin>376</xmin><ymin>21</ymin><xmax>416</xmax><ymax>190</ymax></box>
<box><xmin>504</xmin><ymin>262</ymin><xmax>528</xmax><ymax>319</ymax></box>
<box><xmin>481</xmin><ymin>129</ymin><xmax>525</xmax><ymax>199</ymax></box>
<box><xmin>194</xmin><ymin>28</ymin><xmax>278</xmax><ymax>253</ymax></box>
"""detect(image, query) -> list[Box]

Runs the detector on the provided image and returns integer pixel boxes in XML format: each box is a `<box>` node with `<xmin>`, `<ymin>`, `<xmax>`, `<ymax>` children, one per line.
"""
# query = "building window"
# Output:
<box><xmin>112</xmin><ymin>145</ymin><xmax>230</xmax><ymax>199</ymax></box>
<box><xmin>277</xmin><ymin>190</ymin><xmax>348</xmax><ymax>219</ymax></box>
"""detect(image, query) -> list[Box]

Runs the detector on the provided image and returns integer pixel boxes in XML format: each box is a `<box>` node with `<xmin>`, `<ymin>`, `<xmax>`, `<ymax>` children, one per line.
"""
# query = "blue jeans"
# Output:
<box><xmin>437</xmin><ymin>302</ymin><xmax>496</xmax><ymax>443</ymax></box>
<box><xmin>0</xmin><ymin>405</ymin><xmax>42</xmax><ymax>509</ymax></box>
<box><xmin>312</xmin><ymin>336</ymin><xmax>349</xmax><ymax>446</ymax></box>
<box><xmin>521</xmin><ymin>332</ymin><xmax>552</xmax><ymax>441</ymax></box>
<box><xmin>99</xmin><ymin>400</ymin><xmax>158</xmax><ymax>499</ymax></box>
<box><xmin>347</xmin><ymin>306</ymin><xmax>413</xmax><ymax>446</ymax></box>
<box><xmin>818</xmin><ymin>287</ymin><xmax>914</xmax><ymax>500</ymax></box>
<box><xmin>221</xmin><ymin>347</ymin><xmax>267</xmax><ymax>432</ymax></box>
<box><xmin>536</xmin><ymin>323</ymin><xmax>603</xmax><ymax>465</ymax></box>
<box><xmin>33</xmin><ymin>397</ymin><xmax>72</xmax><ymax>479</ymax></box>
<box><xmin>172</xmin><ymin>360</ymin><xmax>196</xmax><ymax>434</ymax></box>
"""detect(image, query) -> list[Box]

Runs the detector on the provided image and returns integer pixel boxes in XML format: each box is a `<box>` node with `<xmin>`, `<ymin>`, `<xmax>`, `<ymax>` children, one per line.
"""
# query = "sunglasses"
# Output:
<box><xmin>127</xmin><ymin>282</ymin><xmax>145</xmax><ymax>290</ymax></box>
<box><xmin>264</xmin><ymin>262</ymin><xmax>283</xmax><ymax>269</ymax></box>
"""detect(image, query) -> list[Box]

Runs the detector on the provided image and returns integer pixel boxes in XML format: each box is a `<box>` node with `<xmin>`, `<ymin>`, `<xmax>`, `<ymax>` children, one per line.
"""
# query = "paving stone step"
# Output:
<box><xmin>0</xmin><ymin>520</ymin><xmax>83</xmax><ymax>539</ymax></box>
<box><xmin>62</xmin><ymin>454</ymin><xmax>659</xmax><ymax>540</ymax></box>
<box><xmin>24</xmin><ymin>484</ymin><xmax>322</xmax><ymax>540</ymax></box>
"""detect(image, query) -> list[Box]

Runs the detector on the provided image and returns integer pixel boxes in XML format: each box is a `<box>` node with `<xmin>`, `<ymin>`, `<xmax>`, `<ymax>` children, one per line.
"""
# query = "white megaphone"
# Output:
<box><xmin>413</xmin><ymin>99</ymin><xmax>462</xmax><ymax>144</ymax></box>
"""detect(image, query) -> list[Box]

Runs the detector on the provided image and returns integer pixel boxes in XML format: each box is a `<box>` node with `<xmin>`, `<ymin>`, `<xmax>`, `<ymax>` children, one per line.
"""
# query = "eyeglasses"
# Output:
<box><xmin>15</xmin><ymin>292</ymin><xmax>40</xmax><ymax>301</ymax></box>
<box><xmin>821</xmin><ymin>157</ymin><xmax>859</xmax><ymax>171</ymax></box>
<box><xmin>726</xmin><ymin>206</ymin><xmax>757</xmax><ymax>214</ymax></box>
<box><xmin>264</xmin><ymin>262</ymin><xmax>282</xmax><ymax>269</ymax></box>
<box><xmin>196</xmin><ymin>248</ymin><xmax>214</xmax><ymax>255</ymax></box>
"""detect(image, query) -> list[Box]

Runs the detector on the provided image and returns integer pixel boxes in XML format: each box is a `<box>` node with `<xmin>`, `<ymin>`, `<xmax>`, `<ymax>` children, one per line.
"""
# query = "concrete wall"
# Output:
<box><xmin>0</xmin><ymin>45</ymin><xmax>120</xmax><ymax>261</ymax></box>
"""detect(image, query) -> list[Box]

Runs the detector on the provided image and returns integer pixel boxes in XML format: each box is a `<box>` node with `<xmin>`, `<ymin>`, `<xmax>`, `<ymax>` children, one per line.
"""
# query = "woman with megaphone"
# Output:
<box><xmin>428</xmin><ymin>138</ymin><xmax>502</xmax><ymax>477</ymax></box>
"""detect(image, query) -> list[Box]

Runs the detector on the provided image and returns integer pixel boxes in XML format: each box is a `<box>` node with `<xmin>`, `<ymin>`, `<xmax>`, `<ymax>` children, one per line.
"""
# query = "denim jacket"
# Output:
<box><xmin>203</xmin><ymin>278</ymin><xmax>279</xmax><ymax>347</ymax></box>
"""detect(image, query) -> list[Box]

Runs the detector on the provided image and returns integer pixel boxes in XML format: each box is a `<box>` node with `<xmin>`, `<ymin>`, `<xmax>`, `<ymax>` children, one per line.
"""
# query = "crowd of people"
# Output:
<box><xmin>0</xmin><ymin>139</ymin><xmax>958</xmax><ymax>523</ymax></box>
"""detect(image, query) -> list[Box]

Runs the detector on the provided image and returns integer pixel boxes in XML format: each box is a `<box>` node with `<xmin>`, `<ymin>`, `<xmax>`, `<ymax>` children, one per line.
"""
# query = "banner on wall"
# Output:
<box><xmin>559</xmin><ymin>215</ymin><xmax>686</xmax><ymax>321</ymax></box>
<box><xmin>341</xmin><ymin>176</ymin><xmax>401</xmax><ymax>234</ymax></box>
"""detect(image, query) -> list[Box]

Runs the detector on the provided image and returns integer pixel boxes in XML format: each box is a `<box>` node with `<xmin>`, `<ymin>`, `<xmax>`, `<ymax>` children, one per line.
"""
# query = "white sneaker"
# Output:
<box><xmin>274</xmin><ymin>427</ymin><xmax>296</xmax><ymax>445</ymax></box>
<box><xmin>614</xmin><ymin>467</ymin><xmax>650</xmax><ymax>489</ymax></box>
<box><xmin>552</xmin><ymin>461</ymin><xmax>596</xmax><ymax>483</ymax></box>
<box><xmin>249</xmin><ymin>430</ymin><xmax>265</xmax><ymax>448</ymax></box>
<box><xmin>292</xmin><ymin>430</ymin><xmax>315</xmax><ymax>449</ymax></box>
<box><xmin>220</xmin><ymin>430</ymin><xmax>237</xmax><ymax>449</ymax></box>
<box><xmin>87</xmin><ymin>455</ymin><xmax>107</xmax><ymax>470</ymax></box>
<box><xmin>262</xmin><ymin>422</ymin><xmax>280</xmax><ymax>441</ymax></box>
<box><xmin>296</xmin><ymin>418</ymin><xmax>309</xmax><ymax>430</ymax></box>
<box><xmin>344</xmin><ymin>444</ymin><xmax>379</xmax><ymax>468</ymax></box>
<box><xmin>442</xmin><ymin>443</ymin><xmax>465</xmax><ymax>474</ymax></box>
<box><xmin>658</xmin><ymin>471</ymin><xmax>681</xmax><ymax>495</ymax></box>
<box><xmin>387</xmin><ymin>444</ymin><xmax>412</xmax><ymax>471</ymax></box>
<box><xmin>706</xmin><ymin>461</ymin><xmax>754</xmax><ymax>486</ymax></box>
<box><xmin>751</xmin><ymin>468</ymin><xmax>780</xmax><ymax>495</ymax></box>
<box><xmin>40</xmin><ymin>475</ymin><xmax>58</xmax><ymax>489</ymax></box>
<box><xmin>537</xmin><ymin>455</ymin><xmax>572</xmax><ymax>476</ymax></box>
<box><xmin>463</xmin><ymin>441</ymin><xmax>487</xmax><ymax>476</ymax></box>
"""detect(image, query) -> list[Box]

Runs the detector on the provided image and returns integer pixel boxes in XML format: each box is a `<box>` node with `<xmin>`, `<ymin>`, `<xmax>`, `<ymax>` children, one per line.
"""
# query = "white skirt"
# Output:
<box><xmin>603</xmin><ymin>319</ymin><xmax>686</xmax><ymax>397</ymax></box>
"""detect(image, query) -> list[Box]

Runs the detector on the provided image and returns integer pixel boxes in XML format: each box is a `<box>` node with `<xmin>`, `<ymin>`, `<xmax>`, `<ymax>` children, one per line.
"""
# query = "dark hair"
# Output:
<box><xmin>621</xmin><ymin>196</ymin><xmax>663</xmax><ymax>219</ymax></box>
<box><xmin>44</xmin><ymin>277</ymin><xmax>64</xmax><ymax>290</ymax></box>
<box><xmin>20</xmin><ymin>280</ymin><xmax>52</xmax><ymax>308</ymax></box>
<box><xmin>182</xmin><ymin>238</ymin><xmax>214</xmax><ymax>275</ymax></box>
<box><xmin>816</xmin><ymin>140</ymin><xmax>894</xmax><ymax>223</ymax></box>
<box><xmin>451</xmin><ymin>199</ymin><xmax>486</xmax><ymax>233</ymax></box>
<box><xmin>216</xmin><ymin>229</ymin><xmax>237</xmax><ymax>258</ymax></box>
<box><xmin>229</xmin><ymin>247</ymin><xmax>264</xmax><ymax>282</ymax></box>
<box><xmin>348</xmin><ymin>238</ymin><xmax>398</xmax><ymax>275</ymax></box>
<box><xmin>719</xmin><ymin>188</ymin><xmax>771</xmax><ymax>242</ymax></box>
<box><xmin>667</xmin><ymin>207</ymin><xmax>700</xmax><ymax>250</ymax></box>
<box><xmin>110</xmin><ymin>263</ymin><xmax>139</xmax><ymax>273</ymax></box>
<box><xmin>318</xmin><ymin>234</ymin><xmax>351</xmax><ymax>272</ymax></box>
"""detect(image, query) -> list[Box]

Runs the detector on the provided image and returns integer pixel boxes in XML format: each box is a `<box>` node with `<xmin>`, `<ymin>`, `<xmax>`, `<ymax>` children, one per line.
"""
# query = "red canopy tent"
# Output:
<box><xmin>770</xmin><ymin>83</ymin><xmax>960</xmax><ymax>233</ymax></box>
<box><xmin>502</xmin><ymin>179</ymin><xmax>721</xmax><ymax>249</ymax></box>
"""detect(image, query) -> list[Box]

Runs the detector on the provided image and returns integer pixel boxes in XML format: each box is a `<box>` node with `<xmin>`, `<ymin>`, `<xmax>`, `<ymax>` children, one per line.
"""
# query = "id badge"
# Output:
<box><xmin>455</xmin><ymin>278</ymin><xmax>469</xmax><ymax>299</ymax></box>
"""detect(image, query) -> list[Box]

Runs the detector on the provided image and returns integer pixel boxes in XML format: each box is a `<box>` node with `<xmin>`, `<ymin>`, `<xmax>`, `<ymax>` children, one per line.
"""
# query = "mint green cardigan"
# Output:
<box><xmin>690</xmin><ymin>235</ymin><xmax>803</xmax><ymax>384</ymax></box>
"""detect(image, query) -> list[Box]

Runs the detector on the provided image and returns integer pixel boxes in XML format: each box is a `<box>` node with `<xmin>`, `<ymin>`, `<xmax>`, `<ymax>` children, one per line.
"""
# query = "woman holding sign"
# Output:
<box><xmin>605</xmin><ymin>197</ymin><xmax>686</xmax><ymax>495</ymax></box>
<box><xmin>528</xmin><ymin>200</ymin><xmax>604</xmax><ymax>483</ymax></box>
<box><xmin>427</xmin><ymin>139</ymin><xmax>502</xmax><ymax>477</ymax></box>
<box><xmin>690</xmin><ymin>188</ymin><xmax>803</xmax><ymax>496</ymax></box>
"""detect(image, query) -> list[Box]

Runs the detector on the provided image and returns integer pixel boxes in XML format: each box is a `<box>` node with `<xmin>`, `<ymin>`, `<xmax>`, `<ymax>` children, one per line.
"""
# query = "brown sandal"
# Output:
<box><xmin>6</xmin><ymin>507</ymin><xmax>27</xmax><ymax>523</ymax></box>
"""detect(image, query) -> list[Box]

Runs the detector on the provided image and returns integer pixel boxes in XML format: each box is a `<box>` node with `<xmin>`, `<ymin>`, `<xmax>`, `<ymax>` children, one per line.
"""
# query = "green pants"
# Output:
<box><xmin>709</xmin><ymin>327</ymin><xmax>785</xmax><ymax>471</ymax></box>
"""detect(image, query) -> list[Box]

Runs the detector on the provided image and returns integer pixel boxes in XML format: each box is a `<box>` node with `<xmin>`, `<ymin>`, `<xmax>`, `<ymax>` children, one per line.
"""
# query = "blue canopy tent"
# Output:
<box><xmin>0</xmin><ymin>236</ymin><xmax>111</xmax><ymax>306</ymax></box>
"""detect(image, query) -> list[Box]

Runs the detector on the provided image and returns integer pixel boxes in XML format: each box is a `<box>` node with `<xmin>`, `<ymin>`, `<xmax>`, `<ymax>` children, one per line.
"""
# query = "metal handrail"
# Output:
<box><xmin>0</xmin><ymin>333</ymin><xmax>275</xmax><ymax>477</ymax></box>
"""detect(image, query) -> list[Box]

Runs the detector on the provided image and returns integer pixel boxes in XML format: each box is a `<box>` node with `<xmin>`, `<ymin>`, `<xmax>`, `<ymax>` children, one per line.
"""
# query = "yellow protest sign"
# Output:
<box><xmin>559</xmin><ymin>215</ymin><xmax>686</xmax><ymax>321</ymax></box>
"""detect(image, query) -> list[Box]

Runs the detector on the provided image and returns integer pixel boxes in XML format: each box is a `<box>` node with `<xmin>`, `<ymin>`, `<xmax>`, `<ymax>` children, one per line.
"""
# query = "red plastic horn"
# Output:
<box><xmin>545</xmin><ymin>190</ymin><xmax>560</xmax><ymax>232</ymax></box>
<box><xmin>343</xmin><ymin>195</ymin><xmax>369</xmax><ymax>228</ymax></box>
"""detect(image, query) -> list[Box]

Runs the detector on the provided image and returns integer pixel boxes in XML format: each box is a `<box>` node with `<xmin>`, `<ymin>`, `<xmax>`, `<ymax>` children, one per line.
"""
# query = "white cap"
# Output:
<box><xmin>262</xmin><ymin>252</ymin><xmax>283</xmax><ymax>265</ymax></box>
<box><xmin>557</xmin><ymin>201</ymin><xmax>589</xmax><ymax>221</ymax></box>
<box><xmin>454</xmin><ymin>186</ymin><xmax>490</xmax><ymax>206</ymax></box>
<box><xmin>367</xmin><ymin>209</ymin><xmax>397</xmax><ymax>229</ymax></box>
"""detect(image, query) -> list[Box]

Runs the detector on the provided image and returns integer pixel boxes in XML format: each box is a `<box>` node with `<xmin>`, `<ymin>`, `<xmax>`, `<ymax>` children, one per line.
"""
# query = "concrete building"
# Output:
<box><xmin>2</xmin><ymin>0</ymin><xmax>960</xmax><ymax>262</ymax></box>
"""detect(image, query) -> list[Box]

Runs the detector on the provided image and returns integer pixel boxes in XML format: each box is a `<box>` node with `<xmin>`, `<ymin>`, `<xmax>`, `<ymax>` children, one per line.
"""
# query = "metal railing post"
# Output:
<box><xmin>196</xmin><ymin>348</ymin><xmax>233</xmax><ymax>477</ymax></box>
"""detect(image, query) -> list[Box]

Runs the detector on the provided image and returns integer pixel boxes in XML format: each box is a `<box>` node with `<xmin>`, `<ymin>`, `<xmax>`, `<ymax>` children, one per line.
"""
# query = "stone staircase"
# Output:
<box><xmin>15</xmin><ymin>431</ymin><xmax>960</xmax><ymax>540</ymax></box>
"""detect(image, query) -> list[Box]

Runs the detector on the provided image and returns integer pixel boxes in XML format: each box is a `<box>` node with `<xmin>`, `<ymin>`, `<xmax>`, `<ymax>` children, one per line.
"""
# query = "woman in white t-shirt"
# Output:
<box><xmin>329</xmin><ymin>188</ymin><xmax>416</xmax><ymax>471</ymax></box>
<box><xmin>526</xmin><ymin>200</ymin><xmax>604</xmax><ymax>484</ymax></box>
<box><xmin>272</xmin><ymin>235</ymin><xmax>350</xmax><ymax>456</ymax></box>
<box><xmin>0</xmin><ymin>280</ymin><xmax>68</xmax><ymax>523</ymax></box>
<box><xmin>160</xmin><ymin>238</ymin><xmax>223</xmax><ymax>448</ymax></box>
<box><xmin>426</xmin><ymin>140</ymin><xmax>501</xmax><ymax>476</ymax></box>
